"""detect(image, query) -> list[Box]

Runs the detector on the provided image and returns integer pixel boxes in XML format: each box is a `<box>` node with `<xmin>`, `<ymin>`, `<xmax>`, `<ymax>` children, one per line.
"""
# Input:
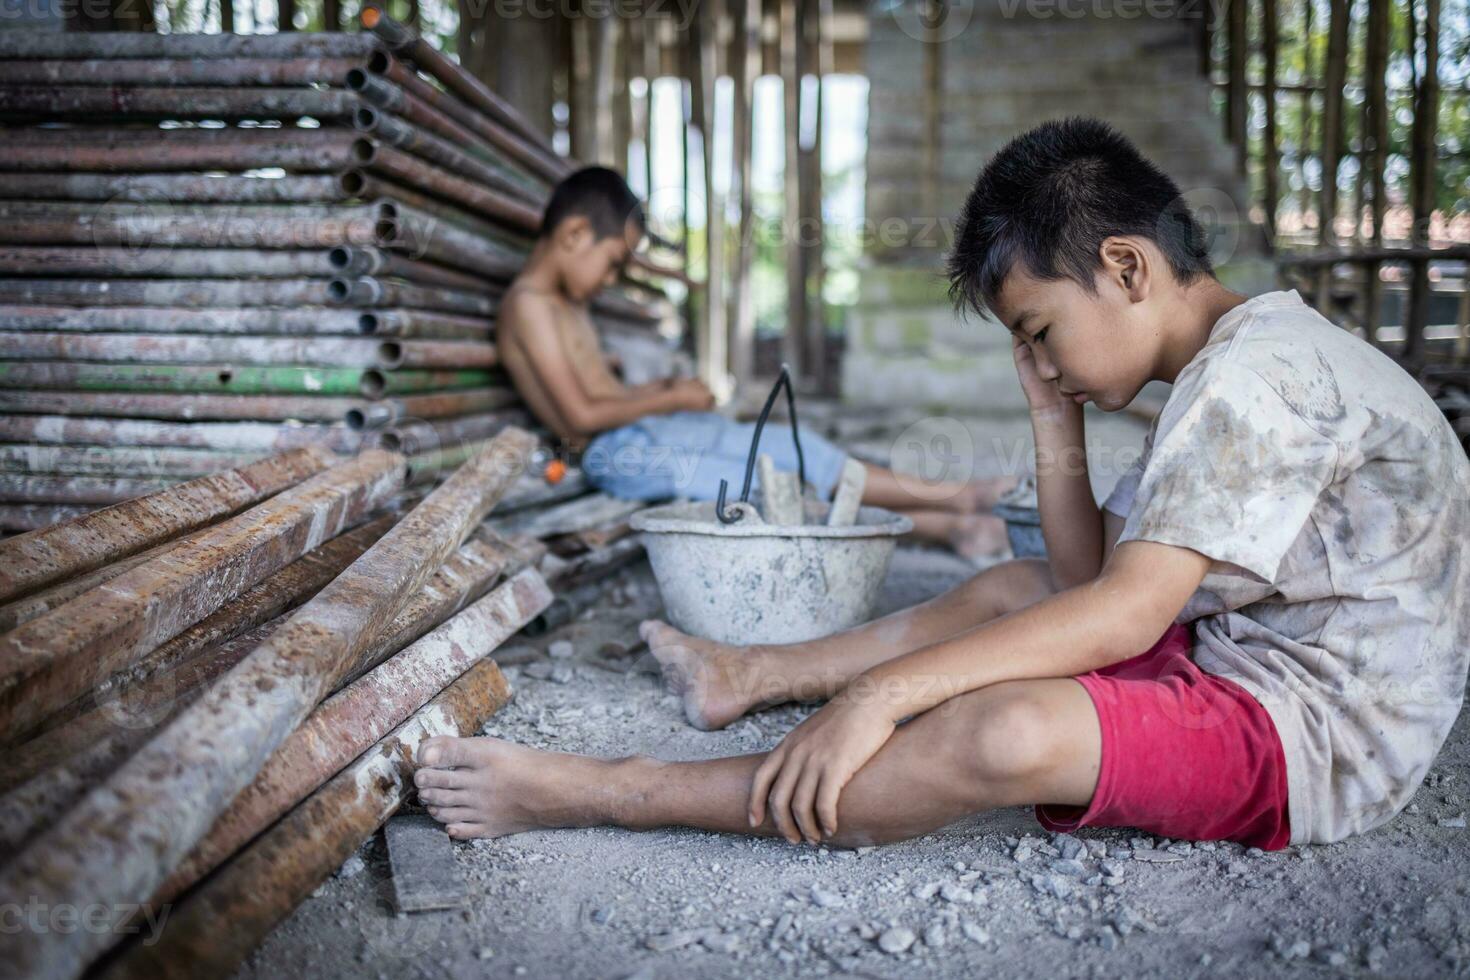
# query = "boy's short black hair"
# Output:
<box><xmin>947</xmin><ymin>117</ymin><xmax>1213</xmax><ymax>317</ymax></box>
<box><xmin>538</xmin><ymin>166</ymin><xmax>646</xmax><ymax>241</ymax></box>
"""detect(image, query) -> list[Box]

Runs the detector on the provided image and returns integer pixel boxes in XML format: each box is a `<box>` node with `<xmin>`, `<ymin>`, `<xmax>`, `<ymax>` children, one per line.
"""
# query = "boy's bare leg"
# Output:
<box><xmin>901</xmin><ymin>508</ymin><xmax>1011</xmax><ymax>560</ymax></box>
<box><xmin>642</xmin><ymin>557</ymin><xmax>1055</xmax><ymax>730</ymax></box>
<box><xmin>859</xmin><ymin>463</ymin><xmax>1019</xmax><ymax>516</ymax></box>
<box><xmin>414</xmin><ymin>676</ymin><xmax>1099</xmax><ymax>844</ymax></box>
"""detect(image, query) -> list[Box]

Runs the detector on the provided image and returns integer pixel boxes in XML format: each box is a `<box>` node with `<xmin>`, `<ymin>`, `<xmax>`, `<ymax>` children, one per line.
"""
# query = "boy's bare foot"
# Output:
<box><xmin>949</xmin><ymin>513</ymin><xmax>1012</xmax><ymax>562</ymax></box>
<box><xmin>639</xmin><ymin>619</ymin><xmax>766</xmax><ymax>731</ymax></box>
<box><xmin>414</xmin><ymin>735</ymin><xmax>612</xmax><ymax>839</ymax></box>
<box><xmin>961</xmin><ymin>473</ymin><xmax>1023</xmax><ymax>513</ymax></box>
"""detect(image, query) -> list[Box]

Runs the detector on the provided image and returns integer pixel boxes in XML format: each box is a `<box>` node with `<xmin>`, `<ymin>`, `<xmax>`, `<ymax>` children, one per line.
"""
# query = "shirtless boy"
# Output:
<box><xmin>417</xmin><ymin>121</ymin><xmax>1469</xmax><ymax>852</ymax></box>
<box><xmin>493</xmin><ymin>166</ymin><xmax>1015</xmax><ymax>557</ymax></box>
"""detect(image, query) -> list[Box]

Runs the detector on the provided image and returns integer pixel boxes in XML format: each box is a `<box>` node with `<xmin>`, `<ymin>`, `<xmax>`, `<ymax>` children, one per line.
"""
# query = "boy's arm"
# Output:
<box><xmin>507</xmin><ymin>293</ymin><xmax>709</xmax><ymax>436</ymax></box>
<box><xmin>1014</xmin><ymin>338</ymin><xmax>1105</xmax><ymax>589</ymax></box>
<box><xmin>749</xmin><ymin>539</ymin><xmax>1211</xmax><ymax>840</ymax></box>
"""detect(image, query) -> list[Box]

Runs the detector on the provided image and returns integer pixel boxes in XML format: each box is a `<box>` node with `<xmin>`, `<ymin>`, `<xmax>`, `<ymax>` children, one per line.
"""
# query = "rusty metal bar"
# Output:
<box><xmin>386</xmin><ymin>204</ymin><xmax>528</xmax><ymax>281</ymax></box>
<box><xmin>362</xmin><ymin>6</ymin><xmax>559</xmax><ymax>160</ymax></box>
<box><xmin>0</xmin><ymin>246</ymin><xmax>348</xmax><ymax>278</ymax></box>
<box><xmin>343</xmin><ymin>387</ymin><xmax>519</xmax><ymax>429</ymax></box>
<box><xmin>328</xmin><ymin>245</ymin><xmax>490</xmax><ymax>292</ymax></box>
<box><xmin>102</xmin><ymin>658</ymin><xmax>511</xmax><ymax>980</ymax></box>
<box><xmin>1</xmin><ymin>516</ymin><xmax>400</xmax><ymax>803</ymax></box>
<box><xmin>327</xmin><ymin>276</ymin><xmax>497</xmax><ymax>316</ymax></box>
<box><xmin>0</xmin><ymin>128</ymin><xmax>368</xmax><ymax>173</ymax></box>
<box><xmin>159</xmin><ymin>565</ymin><xmax>549</xmax><ymax>903</ymax></box>
<box><xmin>358</xmin><ymin>307</ymin><xmax>494</xmax><ymax>340</ymax></box>
<box><xmin>0</xmin><ymin>201</ymin><xmax>391</xmax><ymax>249</ymax></box>
<box><xmin>0</xmin><ymin>505</ymin><xmax>88</xmax><ymax>533</ymax></box>
<box><xmin>0</xmin><ymin>447</ymin><xmax>334</xmax><ymax>605</ymax></box>
<box><xmin>0</xmin><ymin>86</ymin><xmax>361</xmax><ymax>122</ymax></box>
<box><xmin>0</xmin><ymin>31</ymin><xmax>380</xmax><ymax>59</ymax></box>
<box><xmin>374</xmin><ymin>408</ymin><xmax>533</xmax><ymax>455</ymax></box>
<box><xmin>0</xmin><ymin>431</ymin><xmax>529</xmax><ymax>980</ymax></box>
<box><xmin>354</xmin><ymin>105</ymin><xmax>534</xmax><ymax>204</ymax></box>
<box><xmin>0</xmin><ymin>332</ymin><xmax>447</xmax><ymax>368</ymax></box>
<box><xmin>347</xmin><ymin>69</ymin><xmax>542</xmax><ymax>196</ymax></box>
<box><xmin>0</xmin><ymin>414</ymin><xmax>358</xmax><ymax>453</ymax></box>
<box><xmin>0</xmin><ymin>278</ymin><xmax>340</xmax><ymax>308</ymax></box>
<box><xmin>0</xmin><ymin>56</ymin><xmax>365</xmax><ymax>87</ymax></box>
<box><xmin>0</xmin><ymin>443</ymin><xmax>266</xmax><ymax>478</ymax></box>
<box><xmin>368</xmin><ymin>50</ymin><xmax>564</xmax><ymax>184</ymax></box>
<box><xmin>0</xmin><ymin>474</ymin><xmax>182</xmax><ymax>506</ymax></box>
<box><xmin>0</xmin><ymin>448</ymin><xmax>405</xmax><ymax>745</ymax></box>
<box><xmin>364</xmin><ymin>139</ymin><xmax>541</xmax><ymax>234</ymax></box>
<box><xmin>0</xmin><ymin>173</ymin><xmax>347</xmax><ymax>203</ymax></box>
<box><xmin>0</xmin><ymin>305</ymin><xmax>369</xmax><ymax>335</ymax></box>
<box><xmin>0</xmin><ymin>362</ymin><xmax>492</xmax><ymax>399</ymax></box>
<box><xmin>341</xmin><ymin>166</ymin><xmax>533</xmax><ymax>254</ymax></box>
<box><xmin>0</xmin><ymin>388</ymin><xmax>506</xmax><ymax>423</ymax></box>
<box><xmin>0</xmin><ymin>523</ymin><xmax>221</xmax><ymax>635</ymax></box>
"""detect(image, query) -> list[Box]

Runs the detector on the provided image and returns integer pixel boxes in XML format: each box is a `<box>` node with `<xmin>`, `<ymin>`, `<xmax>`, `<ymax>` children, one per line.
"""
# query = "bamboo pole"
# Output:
<box><xmin>1262</xmin><ymin>0</ymin><xmax>1280</xmax><ymax>237</ymax></box>
<box><xmin>729</xmin><ymin>0</ymin><xmax>760</xmax><ymax>387</ymax></box>
<box><xmin>0</xmin><ymin>414</ymin><xmax>356</xmax><ymax>453</ymax></box>
<box><xmin>0</xmin><ymin>449</ymin><xmax>405</xmax><ymax>744</ymax></box>
<box><xmin>699</xmin><ymin>0</ymin><xmax>728</xmax><ymax>395</ymax></box>
<box><xmin>153</xmin><ymin>566</ymin><xmax>550</xmax><ymax>905</ymax></box>
<box><xmin>781</xmin><ymin>0</ymin><xmax>805</xmax><ymax>376</ymax></box>
<box><xmin>1363</xmin><ymin>0</ymin><xmax>1390</xmax><ymax>339</ymax></box>
<box><xmin>1405</xmin><ymin>0</ymin><xmax>1440</xmax><ymax>369</ymax></box>
<box><xmin>101</xmin><ymin>658</ymin><xmax>513</xmax><ymax>980</ymax></box>
<box><xmin>0</xmin><ymin>447</ymin><xmax>334</xmax><ymax>605</ymax></box>
<box><xmin>1226</xmin><ymin>0</ymin><xmax>1248</xmax><ymax>169</ymax></box>
<box><xmin>1298</xmin><ymin>0</ymin><xmax>1316</xmax><ymax>223</ymax></box>
<box><xmin>0</xmin><ymin>430</ymin><xmax>531</xmax><ymax>980</ymax></box>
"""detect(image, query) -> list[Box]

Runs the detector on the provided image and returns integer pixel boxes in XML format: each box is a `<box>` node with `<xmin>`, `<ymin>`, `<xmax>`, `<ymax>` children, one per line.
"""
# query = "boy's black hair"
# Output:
<box><xmin>947</xmin><ymin>117</ymin><xmax>1213</xmax><ymax>317</ymax></box>
<box><xmin>538</xmin><ymin>166</ymin><xmax>646</xmax><ymax>241</ymax></box>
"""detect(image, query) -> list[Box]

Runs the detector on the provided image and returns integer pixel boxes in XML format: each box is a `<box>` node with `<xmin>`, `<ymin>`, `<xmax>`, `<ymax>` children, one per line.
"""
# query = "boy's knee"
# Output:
<box><xmin>967</xmin><ymin>685</ymin><xmax>1058</xmax><ymax>783</ymax></box>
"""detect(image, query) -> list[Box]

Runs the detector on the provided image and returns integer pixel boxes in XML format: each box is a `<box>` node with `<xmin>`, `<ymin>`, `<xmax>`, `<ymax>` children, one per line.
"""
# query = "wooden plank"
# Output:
<box><xmin>0</xmin><ymin>449</ymin><xmax>405</xmax><ymax>745</ymax></box>
<box><xmin>385</xmin><ymin>812</ymin><xmax>468</xmax><ymax>912</ymax></box>
<box><xmin>0</xmin><ymin>430</ymin><xmax>532</xmax><ymax>980</ymax></box>
<box><xmin>0</xmin><ymin>446</ymin><xmax>334</xmax><ymax>604</ymax></box>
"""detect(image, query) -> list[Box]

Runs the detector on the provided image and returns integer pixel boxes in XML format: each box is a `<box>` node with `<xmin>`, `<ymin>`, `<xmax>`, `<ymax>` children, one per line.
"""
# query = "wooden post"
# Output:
<box><xmin>1226</xmin><ymin>0</ymin><xmax>1248</xmax><ymax>170</ymax></box>
<box><xmin>802</xmin><ymin>0</ymin><xmax>831</xmax><ymax>391</ymax></box>
<box><xmin>1319</xmin><ymin>0</ymin><xmax>1350</xmax><ymax>246</ymax></box>
<box><xmin>728</xmin><ymin>0</ymin><xmax>760</xmax><ymax>387</ymax></box>
<box><xmin>569</xmin><ymin>15</ymin><xmax>595</xmax><ymax>163</ymax></box>
<box><xmin>219</xmin><ymin>0</ymin><xmax>233</xmax><ymax>32</ymax></box>
<box><xmin>279</xmin><ymin>0</ymin><xmax>295</xmax><ymax>31</ymax></box>
<box><xmin>1297</xmin><ymin>0</ymin><xmax>1315</xmax><ymax>225</ymax></box>
<box><xmin>1261</xmin><ymin>0</ymin><xmax>1279</xmax><ymax>237</ymax></box>
<box><xmin>780</xmin><ymin>0</ymin><xmax>805</xmax><ymax>377</ymax></box>
<box><xmin>1405</xmin><ymin>0</ymin><xmax>1440</xmax><ymax>370</ymax></box>
<box><xmin>611</xmin><ymin>17</ymin><xmax>632</xmax><ymax>172</ymax></box>
<box><xmin>323</xmin><ymin>0</ymin><xmax>340</xmax><ymax>31</ymax></box>
<box><xmin>1363</xmin><ymin>0</ymin><xmax>1390</xmax><ymax>340</ymax></box>
<box><xmin>641</xmin><ymin>16</ymin><xmax>658</xmax><ymax>203</ymax></box>
<box><xmin>699</xmin><ymin>0</ymin><xmax>729</xmax><ymax>395</ymax></box>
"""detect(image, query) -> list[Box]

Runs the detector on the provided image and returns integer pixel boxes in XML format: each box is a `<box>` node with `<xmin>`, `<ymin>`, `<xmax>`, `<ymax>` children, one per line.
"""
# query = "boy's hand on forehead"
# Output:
<box><xmin>1012</xmin><ymin>335</ymin><xmax>1074</xmax><ymax>419</ymax></box>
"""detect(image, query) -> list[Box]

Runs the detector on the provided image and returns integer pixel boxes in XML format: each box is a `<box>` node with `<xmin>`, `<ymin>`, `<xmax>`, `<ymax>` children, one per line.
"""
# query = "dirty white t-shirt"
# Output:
<box><xmin>1103</xmin><ymin>290</ymin><xmax>1470</xmax><ymax>845</ymax></box>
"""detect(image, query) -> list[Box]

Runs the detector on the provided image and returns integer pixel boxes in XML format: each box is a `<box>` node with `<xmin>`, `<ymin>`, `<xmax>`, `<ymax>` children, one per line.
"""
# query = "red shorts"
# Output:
<box><xmin>1035</xmin><ymin>622</ymin><xmax>1291</xmax><ymax>850</ymax></box>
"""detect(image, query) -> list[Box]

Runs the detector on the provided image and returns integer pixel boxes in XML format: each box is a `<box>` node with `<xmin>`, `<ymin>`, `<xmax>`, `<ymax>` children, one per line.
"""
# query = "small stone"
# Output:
<box><xmin>1132</xmin><ymin>847</ymin><xmax>1185</xmax><ymax>864</ymax></box>
<box><xmin>523</xmin><ymin>661</ymin><xmax>553</xmax><ymax>680</ymax></box>
<box><xmin>1100</xmin><ymin>860</ymin><xmax>1127</xmax><ymax>877</ymax></box>
<box><xmin>476</xmin><ymin>947</ymin><xmax>494</xmax><ymax>960</ymax></box>
<box><xmin>1065</xmin><ymin>925</ymin><xmax>1084</xmax><ymax>940</ymax></box>
<box><xmin>1407</xmin><ymin>803</ymin><xmax>1421</xmax><ymax>814</ymax></box>
<box><xmin>1199</xmin><ymin>952</ymin><xmax>1213</xmax><ymax>966</ymax></box>
<box><xmin>1316</xmin><ymin>947</ymin><xmax>1348</xmax><ymax>967</ymax></box>
<box><xmin>810</xmin><ymin>886</ymin><xmax>844</xmax><ymax>909</ymax></box>
<box><xmin>856</xmin><ymin>846</ymin><xmax>877</xmax><ymax>856</ymax></box>
<box><xmin>952</xmin><ymin>861</ymin><xmax>967</xmax><ymax>872</ymax></box>
<box><xmin>702</xmin><ymin>932</ymin><xmax>741</xmax><ymax>954</ymax></box>
<box><xmin>939</xmin><ymin>882</ymin><xmax>974</xmax><ymax>904</ymax></box>
<box><xmin>961</xmin><ymin>921</ymin><xmax>991</xmax><ymax>944</ymax></box>
<box><xmin>1246</xmin><ymin>847</ymin><xmax>1265</xmax><ymax>858</ymax></box>
<box><xmin>1054</xmin><ymin>834</ymin><xmax>1086</xmax><ymax>860</ymax></box>
<box><xmin>1051</xmin><ymin>858</ymin><xmax>1089</xmax><ymax>878</ymax></box>
<box><xmin>646</xmin><ymin>928</ymin><xmax>712</xmax><ymax>952</ymax></box>
<box><xmin>1099</xmin><ymin>927</ymin><xmax>1120</xmax><ymax>951</ymax></box>
<box><xmin>877</xmin><ymin>927</ymin><xmax>916</xmax><ymax>955</ymax></box>
<box><xmin>591</xmin><ymin>907</ymin><xmax>613</xmax><ymax>925</ymax></box>
<box><xmin>857</xmin><ymin>921</ymin><xmax>878</xmax><ymax>941</ymax></box>
<box><xmin>1166</xmin><ymin>841</ymin><xmax>1194</xmax><ymax>856</ymax></box>
<box><xmin>335</xmin><ymin>853</ymin><xmax>365</xmax><ymax>879</ymax></box>
<box><xmin>1366</xmin><ymin>943</ymin><xmax>1389</xmax><ymax>970</ymax></box>
<box><xmin>1013</xmin><ymin>844</ymin><xmax>1033</xmax><ymax>863</ymax></box>
<box><xmin>1437</xmin><ymin>813</ymin><xmax>1466</xmax><ymax>829</ymax></box>
<box><xmin>547</xmin><ymin>663</ymin><xmax>575</xmax><ymax>684</ymax></box>
<box><xmin>911</xmin><ymin>881</ymin><xmax>941</xmax><ymax>901</ymax></box>
<box><xmin>547</xmin><ymin>639</ymin><xmax>575</xmax><ymax>660</ymax></box>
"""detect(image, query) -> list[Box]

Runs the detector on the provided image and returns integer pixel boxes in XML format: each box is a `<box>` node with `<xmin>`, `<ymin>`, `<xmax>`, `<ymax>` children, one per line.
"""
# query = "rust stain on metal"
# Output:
<box><xmin>0</xmin><ymin>449</ymin><xmax>405</xmax><ymax>746</ymax></box>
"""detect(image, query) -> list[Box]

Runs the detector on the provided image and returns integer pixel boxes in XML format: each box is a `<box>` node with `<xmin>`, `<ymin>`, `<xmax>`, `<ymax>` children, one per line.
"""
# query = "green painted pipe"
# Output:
<box><xmin>0</xmin><ymin>362</ymin><xmax>492</xmax><ymax>398</ymax></box>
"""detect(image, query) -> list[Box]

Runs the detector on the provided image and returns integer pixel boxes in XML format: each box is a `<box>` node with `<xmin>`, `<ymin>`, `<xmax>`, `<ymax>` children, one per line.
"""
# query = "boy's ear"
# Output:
<box><xmin>1098</xmin><ymin>236</ymin><xmax>1149</xmax><ymax>303</ymax></box>
<box><xmin>555</xmin><ymin>215</ymin><xmax>595</xmax><ymax>251</ymax></box>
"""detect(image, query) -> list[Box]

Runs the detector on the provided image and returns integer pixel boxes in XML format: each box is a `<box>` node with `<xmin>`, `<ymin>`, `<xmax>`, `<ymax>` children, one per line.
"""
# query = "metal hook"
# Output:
<box><xmin>715</xmin><ymin>364</ymin><xmax>807</xmax><ymax>524</ymax></box>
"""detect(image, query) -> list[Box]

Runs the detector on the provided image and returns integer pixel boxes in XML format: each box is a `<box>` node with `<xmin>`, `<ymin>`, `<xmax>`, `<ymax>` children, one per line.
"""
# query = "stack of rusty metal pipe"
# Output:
<box><xmin>0</xmin><ymin>10</ymin><xmax>667</xmax><ymax>531</ymax></box>
<box><xmin>0</xmin><ymin>427</ymin><xmax>569</xmax><ymax>980</ymax></box>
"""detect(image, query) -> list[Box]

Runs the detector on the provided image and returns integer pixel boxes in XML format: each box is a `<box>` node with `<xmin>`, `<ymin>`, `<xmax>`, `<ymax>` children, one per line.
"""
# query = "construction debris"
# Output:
<box><xmin>384</xmin><ymin>812</ymin><xmax>471</xmax><ymax>913</ymax></box>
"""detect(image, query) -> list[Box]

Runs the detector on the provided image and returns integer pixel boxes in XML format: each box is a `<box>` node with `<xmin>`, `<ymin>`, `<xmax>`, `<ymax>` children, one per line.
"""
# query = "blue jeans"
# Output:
<box><xmin>583</xmin><ymin>411</ymin><xmax>850</xmax><ymax>503</ymax></box>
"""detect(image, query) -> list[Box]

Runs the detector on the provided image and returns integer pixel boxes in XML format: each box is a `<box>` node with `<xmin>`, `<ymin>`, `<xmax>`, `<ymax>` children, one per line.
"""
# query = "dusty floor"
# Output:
<box><xmin>242</xmin><ymin>408</ymin><xmax>1470</xmax><ymax>979</ymax></box>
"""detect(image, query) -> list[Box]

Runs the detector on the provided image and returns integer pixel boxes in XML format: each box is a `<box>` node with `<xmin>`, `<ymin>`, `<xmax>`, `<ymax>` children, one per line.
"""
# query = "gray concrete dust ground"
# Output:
<box><xmin>241</xmin><ymin>408</ymin><xmax>1470</xmax><ymax>980</ymax></box>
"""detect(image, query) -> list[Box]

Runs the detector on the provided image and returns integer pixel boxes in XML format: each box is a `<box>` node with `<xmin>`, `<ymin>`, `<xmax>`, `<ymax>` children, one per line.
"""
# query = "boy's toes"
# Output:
<box><xmin>418</xmin><ymin>735</ymin><xmax>468</xmax><ymax>769</ymax></box>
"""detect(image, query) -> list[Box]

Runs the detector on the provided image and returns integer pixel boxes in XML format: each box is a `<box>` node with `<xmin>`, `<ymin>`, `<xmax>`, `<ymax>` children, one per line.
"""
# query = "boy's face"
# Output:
<box><xmin>990</xmin><ymin>242</ymin><xmax>1161</xmax><ymax>412</ymax></box>
<box><xmin>553</xmin><ymin>216</ymin><xmax>643</xmax><ymax>303</ymax></box>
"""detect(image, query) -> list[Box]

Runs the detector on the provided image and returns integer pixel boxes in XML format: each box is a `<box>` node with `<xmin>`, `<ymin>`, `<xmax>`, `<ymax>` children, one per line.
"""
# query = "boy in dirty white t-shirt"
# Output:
<box><xmin>409</xmin><ymin>119</ymin><xmax>1468</xmax><ymax>855</ymax></box>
